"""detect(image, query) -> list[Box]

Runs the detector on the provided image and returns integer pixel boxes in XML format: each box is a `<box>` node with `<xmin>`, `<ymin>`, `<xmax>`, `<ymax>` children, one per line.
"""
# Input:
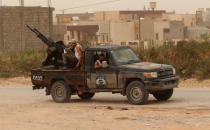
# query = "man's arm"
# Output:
<box><xmin>75</xmin><ymin>46</ymin><xmax>82</xmax><ymax>68</ymax></box>
<box><xmin>94</xmin><ymin>61</ymin><xmax>102</xmax><ymax>69</ymax></box>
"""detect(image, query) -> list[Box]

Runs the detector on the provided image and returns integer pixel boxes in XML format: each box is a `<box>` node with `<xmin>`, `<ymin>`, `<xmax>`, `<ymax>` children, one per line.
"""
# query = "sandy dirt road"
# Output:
<box><xmin>0</xmin><ymin>87</ymin><xmax>210</xmax><ymax>130</ymax></box>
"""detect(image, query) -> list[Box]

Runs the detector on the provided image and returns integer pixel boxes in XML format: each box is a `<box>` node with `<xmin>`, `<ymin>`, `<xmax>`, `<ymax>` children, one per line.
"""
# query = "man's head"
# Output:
<box><xmin>99</xmin><ymin>54</ymin><xmax>105</xmax><ymax>61</ymax></box>
<box><xmin>71</xmin><ymin>39</ymin><xmax>77</xmax><ymax>48</ymax></box>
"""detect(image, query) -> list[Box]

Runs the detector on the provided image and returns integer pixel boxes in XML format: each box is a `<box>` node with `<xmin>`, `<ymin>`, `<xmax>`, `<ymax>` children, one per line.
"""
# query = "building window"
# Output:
<box><xmin>156</xmin><ymin>33</ymin><xmax>159</xmax><ymax>40</ymax></box>
<box><xmin>102</xmin><ymin>35</ymin><xmax>105</xmax><ymax>42</ymax></box>
<box><xmin>129</xmin><ymin>42</ymin><xmax>137</xmax><ymax>45</ymax></box>
<box><xmin>164</xmin><ymin>28</ymin><xmax>170</xmax><ymax>33</ymax></box>
<box><xmin>106</xmin><ymin>35</ymin><xmax>109</xmax><ymax>42</ymax></box>
<box><xmin>136</xmin><ymin>34</ymin><xmax>139</xmax><ymax>39</ymax></box>
<box><xmin>121</xmin><ymin>42</ymin><xmax>126</xmax><ymax>45</ymax></box>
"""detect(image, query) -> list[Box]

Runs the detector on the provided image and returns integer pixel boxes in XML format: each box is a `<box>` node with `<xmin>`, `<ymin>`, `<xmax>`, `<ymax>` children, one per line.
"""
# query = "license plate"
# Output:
<box><xmin>32</xmin><ymin>75</ymin><xmax>43</xmax><ymax>81</ymax></box>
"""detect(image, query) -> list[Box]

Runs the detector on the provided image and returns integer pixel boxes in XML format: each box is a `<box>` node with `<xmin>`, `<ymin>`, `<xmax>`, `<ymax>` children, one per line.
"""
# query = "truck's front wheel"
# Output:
<box><xmin>51</xmin><ymin>81</ymin><xmax>71</xmax><ymax>103</ymax></box>
<box><xmin>126</xmin><ymin>81</ymin><xmax>149</xmax><ymax>105</ymax></box>
<box><xmin>78</xmin><ymin>92</ymin><xmax>95</xmax><ymax>100</ymax></box>
<box><xmin>153</xmin><ymin>89</ymin><xmax>173</xmax><ymax>101</ymax></box>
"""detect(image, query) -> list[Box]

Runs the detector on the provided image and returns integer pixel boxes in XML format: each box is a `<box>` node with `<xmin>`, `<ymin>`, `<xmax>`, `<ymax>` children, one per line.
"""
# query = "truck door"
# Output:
<box><xmin>86</xmin><ymin>50</ymin><xmax>118</xmax><ymax>89</ymax></box>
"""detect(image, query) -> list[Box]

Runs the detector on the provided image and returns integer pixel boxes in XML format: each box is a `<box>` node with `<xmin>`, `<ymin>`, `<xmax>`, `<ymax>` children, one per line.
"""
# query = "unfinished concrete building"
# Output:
<box><xmin>0</xmin><ymin>6</ymin><xmax>54</xmax><ymax>52</ymax></box>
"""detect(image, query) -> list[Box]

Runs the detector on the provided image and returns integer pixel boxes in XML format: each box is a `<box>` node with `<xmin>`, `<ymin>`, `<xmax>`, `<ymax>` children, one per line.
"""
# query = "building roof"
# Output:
<box><xmin>188</xmin><ymin>26</ymin><xmax>210</xmax><ymax>31</ymax></box>
<box><xmin>86</xmin><ymin>45</ymin><xmax>130</xmax><ymax>51</ymax></box>
<box><xmin>56</xmin><ymin>13</ymin><xmax>94</xmax><ymax>17</ymax></box>
<box><xmin>119</xmin><ymin>10</ymin><xmax>166</xmax><ymax>15</ymax></box>
<box><xmin>67</xmin><ymin>25</ymin><xmax>99</xmax><ymax>32</ymax></box>
<box><xmin>0</xmin><ymin>6</ymin><xmax>54</xmax><ymax>11</ymax></box>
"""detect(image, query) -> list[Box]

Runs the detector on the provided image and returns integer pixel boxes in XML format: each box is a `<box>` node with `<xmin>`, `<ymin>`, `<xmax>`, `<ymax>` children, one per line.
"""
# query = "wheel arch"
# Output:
<box><xmin>46</xmin><ymin>78</ymin><xmax>66</xmax><ymax>95</ymax></box>
<box><xmin>122</xmin><ymin>78</ymin><xmax>144</xmax><ymax>95</ymax></box>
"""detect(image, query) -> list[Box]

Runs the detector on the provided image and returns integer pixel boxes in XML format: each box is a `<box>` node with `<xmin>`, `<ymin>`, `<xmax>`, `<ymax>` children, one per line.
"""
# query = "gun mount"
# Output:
<box><xmin>26</xmin><ymin>25</ymin><xmax>65</xmax><ymax>68</ymax></box>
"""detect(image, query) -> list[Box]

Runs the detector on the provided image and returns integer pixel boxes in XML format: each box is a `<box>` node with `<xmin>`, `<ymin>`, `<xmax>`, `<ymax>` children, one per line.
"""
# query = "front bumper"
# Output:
<box><xmin>144</xmin><ymin>76</ymin><xmax>179</xmax><ymax>91</ymax></box>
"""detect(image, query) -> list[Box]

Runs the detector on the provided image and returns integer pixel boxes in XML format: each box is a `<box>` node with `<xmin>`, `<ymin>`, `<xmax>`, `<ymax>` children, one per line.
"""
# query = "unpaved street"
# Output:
<box><xmin>0</xmin><ymin>87</ymin><xmax>210</xmax><ymax>130</ymax></box>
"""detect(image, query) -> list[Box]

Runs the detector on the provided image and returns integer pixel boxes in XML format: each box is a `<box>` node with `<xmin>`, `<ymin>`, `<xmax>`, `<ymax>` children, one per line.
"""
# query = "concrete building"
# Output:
<box><xmin>162</xmin><ymin>13</ymin><xmax>196</xmax><ymax>27</ymax></box>
<box><xmin>109</xmin><ymin>21</ymin><xmax>136</xmax><ymax>45</ymax></box>
<box><xmin>94</xmin><ymin>10</ymin><xmax>166</xmax><ymax>22</ymax></box>
<box><xmin>97</xmin><ymin>21</ymin><xmax>111</xmax><ymax>44</ymax></box>
<box><xmin>186</xmin><ymin>26</ymin><xmax>210</xmax><ymax>40</ymax></box>
<box><xmin>56</xmin><ymin>13</ymin><xmax>96</xmax><ymax>25</ymax></box>
<box><xmin>196</xmin><ymin>8</ymin><xmax>206</xmax><ymax>26</ymax></box>
<box><xmin>52</xmin><ymin>24</ymin><xmax>67</xmax><ymax>43</ymax></box>
<box><xmin>64</xmin><ymin>21</ymin><xmax>137</xmax><ymax>46</ymax></box>
<box><xmin>0</xmin><ymin>6</ymin><xmax>54</xmax><ymax>52</ymax></box>
<box><xmin>206</xmin><ymin>8</ymin><xmax>210</xmax><ymax>27</ymax></box>
<box><xmin>140</xmin><ymin>19</ymin><xmax>184</xmax><ymax>46</ymax></box>
<box><xmin>141</xmin><ymin>19</ymin><xmax>169</xmax><ymax>42</ymax></box>
<box><xmin>66</xmin><ymin>25</ymin><xmax>99</xmax><ymax>45</ymax></box>
<box><xmin>164</xmin><ymin>21</ymin><xmax>185</xmax><ymax>40</ymax></box>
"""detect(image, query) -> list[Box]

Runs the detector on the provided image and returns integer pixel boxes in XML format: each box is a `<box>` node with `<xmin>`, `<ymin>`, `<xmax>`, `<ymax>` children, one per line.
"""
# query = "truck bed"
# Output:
<box><xmin>31</xmin><ymin>67</ymin><xmax>86</xmax><ymax>88</ymax></box>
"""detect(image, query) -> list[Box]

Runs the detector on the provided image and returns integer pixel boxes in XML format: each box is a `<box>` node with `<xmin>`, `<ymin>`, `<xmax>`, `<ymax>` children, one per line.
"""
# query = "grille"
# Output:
<box><xmin>158</xmin><ymin>69</ymin><xmax>173</xmax><ymax>78</ymax></box>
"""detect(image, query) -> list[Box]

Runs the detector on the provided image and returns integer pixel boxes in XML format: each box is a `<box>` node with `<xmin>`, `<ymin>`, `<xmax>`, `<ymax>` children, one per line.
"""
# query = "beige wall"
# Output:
<box><xmin>140</xmin><ymin>19</ymin><xmax>169</xmax><ymax>46</ymax></box>
<box><xmin>57</xmin><ymin>16</ymin><xmax>72</xmax><ymax>24</ymax></box>
<box><xmin>110</xmin><ymin>22</ymin><xmax>135</xmax><ymax>45</ymax></box>
<box><xmin>94</xmin><ymin>11</ymin><xmax>120</xmax><ymax>22</ymax></box>
<box><xmin>140</xmin><ymin>19</ymin><xmax>155</xmax><ymax>41</ymax></box>
<box><xmin>97</xmin><ymin>21</ymin><xmax>110</xmax><ymax>44</ymax></box>
<box><xmin>162</xmin><ymin>13</ymin><xmax>196</xmax><ymax>27</ymax></box>
<box><xmin>154</xmin><ymin>20</ymin><xmax>170</xmax><ymax>41</ymax></box>
<box><xmin>144</xmin><ymin>13</ymin><xmax>163</xmax><ymax>19</ymax></box>
<box><xmin>0</xmin><ymin>7</ymin><xmax>53</xmax><ymax>52</ymax></box>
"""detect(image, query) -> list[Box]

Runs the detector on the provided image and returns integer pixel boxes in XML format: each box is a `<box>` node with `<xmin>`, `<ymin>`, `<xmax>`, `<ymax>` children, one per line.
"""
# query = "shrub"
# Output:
<box><xmin>138</xmin><ymin>41</ymin><xmax>210</xmax><ymax>80</ymax></box>
<box><xmin>0</xmin><ymin>50</ymin><xmax>45</xmax><ymax>78</ymax></box>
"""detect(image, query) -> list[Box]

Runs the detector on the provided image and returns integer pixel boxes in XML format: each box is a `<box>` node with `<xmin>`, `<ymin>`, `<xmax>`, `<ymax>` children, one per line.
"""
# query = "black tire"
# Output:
<box><xmin>126</xmin><ymin>81</ymin><xmax>149</xmax><ymax>105</ymax></box>
<box><xmin>78</xmin><ymin>92</ymin><xmax>95</xmax><ymax>100</ymax></box>
<box><xmin>153</xmin><ymin>89</ymin><xmax>174</xmax><ymax>101</ymax></box>
<box><xmin>51</xmin><ymin>80</ymin><xmax>71</xmax><ymax>103</ymax></box>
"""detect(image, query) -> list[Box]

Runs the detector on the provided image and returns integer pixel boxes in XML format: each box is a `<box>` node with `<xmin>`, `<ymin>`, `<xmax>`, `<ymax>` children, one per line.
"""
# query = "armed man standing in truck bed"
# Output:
<box><xmin>71</xmin><ymin>39</ymin><xmax>82</xmax><ymax>68</ymax></box>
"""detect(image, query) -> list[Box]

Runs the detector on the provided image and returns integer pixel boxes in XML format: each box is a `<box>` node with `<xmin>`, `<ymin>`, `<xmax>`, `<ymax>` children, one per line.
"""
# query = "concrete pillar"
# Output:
<box><xmin>80</xmin><ymin>31</ymin><xmax>85</xmax><ymax>41</ymax></box>
<box><xmin>20</xmin><ymin>8</ymin><xmax>25</xmax><ymax>51</ymax></box>
<box><xmin>70</xmin><ymin>31</ymin><xmax>74</xmax><ymax>40</ymax></box>
<box><xmin>0</xmin><ymin>10</ymin><xmax>3</xmax><ymax>52</ymax></box>
<box><xmin>73</xmin><ymin>30</ymin><xmax>78</xmax><ymax>40</ymax></box>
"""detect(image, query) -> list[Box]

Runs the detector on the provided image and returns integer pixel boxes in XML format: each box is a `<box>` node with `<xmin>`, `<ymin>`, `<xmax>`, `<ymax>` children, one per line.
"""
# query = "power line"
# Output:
<box><xmin>61</xmin><ymin>0</ymin><xmax>121</xmax><ymax>13</ymax></box>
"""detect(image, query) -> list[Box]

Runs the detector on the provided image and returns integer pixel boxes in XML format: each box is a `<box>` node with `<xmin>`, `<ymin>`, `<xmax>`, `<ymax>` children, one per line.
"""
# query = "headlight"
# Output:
<box><xmin>144</xmin><ymin>72</ymin><xmax>158</xmax><ymax>78</ymax></box>
<box><xmin>172</xmin><ymin>68</ymin><xmax>176</xmax><ymax>75</ymax></box>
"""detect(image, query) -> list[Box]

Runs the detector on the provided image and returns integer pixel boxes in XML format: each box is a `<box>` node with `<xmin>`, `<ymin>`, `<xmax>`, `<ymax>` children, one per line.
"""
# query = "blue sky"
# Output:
<box><xmin>1</xmin><ymin>0</ymin><xmax>210</xmax><ymax>14</ymax></box>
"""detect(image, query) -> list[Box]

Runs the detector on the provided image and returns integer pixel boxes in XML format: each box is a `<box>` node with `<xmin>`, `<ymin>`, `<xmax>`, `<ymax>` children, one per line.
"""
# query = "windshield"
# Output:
<box><xmin>111</xmin><ymin>48</ymin><xmax>140</xmax><ymax>65</ymax></box>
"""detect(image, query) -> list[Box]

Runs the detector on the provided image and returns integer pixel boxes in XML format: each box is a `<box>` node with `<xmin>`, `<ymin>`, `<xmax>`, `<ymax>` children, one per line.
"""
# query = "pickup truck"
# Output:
<box><xmin>31</xmin><ymin>45</ymin><xmax>179</xmax><ymax>105</ymax></box>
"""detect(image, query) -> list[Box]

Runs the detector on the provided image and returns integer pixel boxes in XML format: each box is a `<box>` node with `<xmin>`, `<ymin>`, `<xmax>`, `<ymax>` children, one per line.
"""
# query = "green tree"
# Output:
<box><xmin>200</xmin><ymin>33</ymin><xmax>210</xmax><ymax>42</ymax></box>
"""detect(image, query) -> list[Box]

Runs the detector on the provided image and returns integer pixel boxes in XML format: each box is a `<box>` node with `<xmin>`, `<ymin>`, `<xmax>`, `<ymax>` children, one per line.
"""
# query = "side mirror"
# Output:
<box><xmin>102</xmin><ymin>61</ymin><xmax>108</xmax><ymax>68</ymax></box>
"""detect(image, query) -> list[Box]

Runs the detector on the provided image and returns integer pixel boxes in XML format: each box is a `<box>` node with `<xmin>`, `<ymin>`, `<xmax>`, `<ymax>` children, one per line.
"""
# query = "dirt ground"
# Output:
<box><xmin>1</xmin><ymin>103</ymin><xmax>210</xmax><ymax>130</ymax></box>
<box><xmin>0</xmin><ymin>77</ymin><xmax>210</xmax><ymax>130</ymax></box>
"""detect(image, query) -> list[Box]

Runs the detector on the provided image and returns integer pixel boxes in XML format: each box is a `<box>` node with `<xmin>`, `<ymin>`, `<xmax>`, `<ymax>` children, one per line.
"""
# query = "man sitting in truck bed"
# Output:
<box><xmin>63</xmin><ymin>39</ymin><xmax>82</xmax><ymax>69</ymax></box>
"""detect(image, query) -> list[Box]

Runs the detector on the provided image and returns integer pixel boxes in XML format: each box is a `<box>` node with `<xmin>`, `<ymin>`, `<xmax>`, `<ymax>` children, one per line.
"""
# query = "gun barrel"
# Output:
<box><xmin>26</xmin><ymin>25</ymin><xmax>39</xmax><ymax>35</ymax></box>
<box><xmin>26</xmin><ymin>25</ymin><xmax>53</xmax><ymax>47</ymax></box>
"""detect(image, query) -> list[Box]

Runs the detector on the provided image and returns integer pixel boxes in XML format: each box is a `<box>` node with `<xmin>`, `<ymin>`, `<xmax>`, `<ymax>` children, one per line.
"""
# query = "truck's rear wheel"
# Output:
<box><xmin>51</xmin><ymin>81</ymin><xmax>71</xmax><ymax>103</ymax></box>
<box><xmin>78</xmin><ymin>92</ymin><xmax>95</xmax><ymax>100</ymax></box>
<box><xmin>126</xmin><ymin>81</ymin><xmax>149</xmax><ymax>105</ymax></box>
<box><xmin>153</xmin><ymin>89</ymin><xmax>173</xmax><ymax>101</ymax></box>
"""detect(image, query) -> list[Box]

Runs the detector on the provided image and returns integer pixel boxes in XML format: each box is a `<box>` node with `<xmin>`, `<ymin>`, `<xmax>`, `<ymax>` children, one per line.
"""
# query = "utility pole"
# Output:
<box><xmin>20</xmin><ymin>0</ymin><xmax>24</xmax><ymax>6</ymax></box>
<box><xmin>47</xmin><ymin>0</ymin><xmax>53</xmax><ymax>38</ymax></box>
<box><xmin>47</xmin><ymin>0</ymin><xmax>52</xmax><ymax>7</ymax></box>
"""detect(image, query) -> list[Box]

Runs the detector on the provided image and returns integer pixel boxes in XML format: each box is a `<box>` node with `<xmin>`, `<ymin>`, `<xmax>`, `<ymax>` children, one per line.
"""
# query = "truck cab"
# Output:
<box><xmin>31</xmin><ymin>45</ymin><xmax>179</xmax><ymax>105</ymax></box>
